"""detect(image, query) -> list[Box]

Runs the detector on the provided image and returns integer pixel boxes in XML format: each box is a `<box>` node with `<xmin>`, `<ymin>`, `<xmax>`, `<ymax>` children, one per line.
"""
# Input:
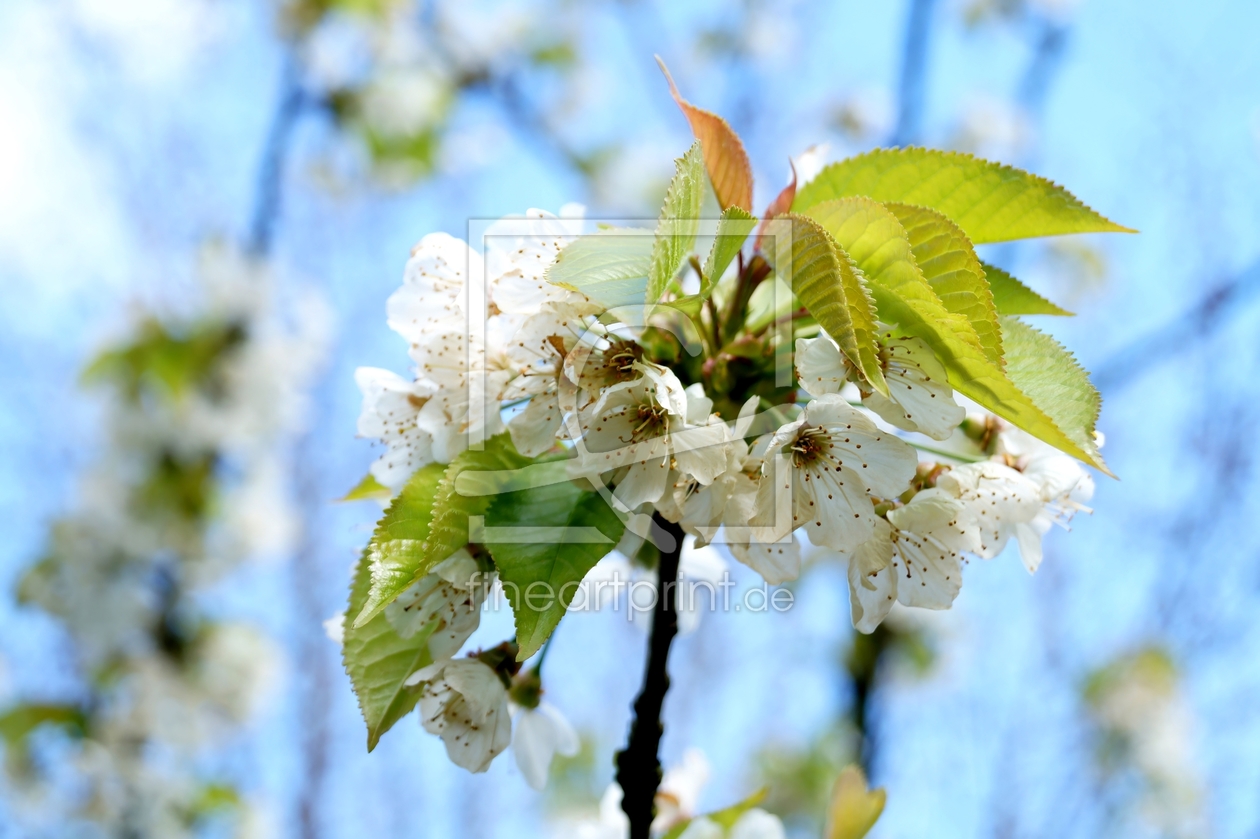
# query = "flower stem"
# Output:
<box><xmin>911</xmin><ymin>441</ymin><xmax>986</xmax><ymax>464</ymax></box>
<box><xmin>615</xmin><ymin>512</ymin><xmax>685</xmax><ymax>839</ymax></box>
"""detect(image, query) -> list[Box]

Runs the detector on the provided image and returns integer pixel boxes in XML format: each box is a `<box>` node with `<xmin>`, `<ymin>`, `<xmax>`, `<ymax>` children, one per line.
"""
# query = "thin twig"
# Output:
<box><xmin>889</xmin><ymin>0</ymin><xmax>938</xmax><ymax>147</ymax></box>
<box><xmin>1017</xmin><ymin>21</ymin><xmax>1069</xmax><ymax>113</ymax></box>
<box><xmin>615</xmin><ymin>513</ymin><xmax>685</xmax><ymax>839</ymax></box>
<box><xmin>293</xmin><ymin>427</ymin><xmax>332</xmax><ymax>839</ymax></box>
<box><xmin>247</xmin><ymin>50</ymin><xmax>308</xmax><ymax>257</ymax></box>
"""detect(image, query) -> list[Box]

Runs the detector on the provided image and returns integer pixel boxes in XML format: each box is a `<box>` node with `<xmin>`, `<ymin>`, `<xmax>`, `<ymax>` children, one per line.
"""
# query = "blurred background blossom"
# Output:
<box><xmin>1</xmin><ymin>0</ymin><xmax>1258</xmax><ymax>837</ymax></box>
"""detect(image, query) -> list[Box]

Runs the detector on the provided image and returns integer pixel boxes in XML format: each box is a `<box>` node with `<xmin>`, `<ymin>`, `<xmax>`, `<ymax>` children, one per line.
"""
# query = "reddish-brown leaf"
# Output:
<box><xmin>657</xmin><ymin>57</ymin><xmax>754</xmax><ymax>213</ymax></box>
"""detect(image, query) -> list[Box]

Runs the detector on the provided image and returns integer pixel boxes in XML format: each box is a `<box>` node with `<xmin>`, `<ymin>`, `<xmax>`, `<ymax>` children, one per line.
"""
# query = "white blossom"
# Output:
<box><xmin>577</xmin><ymin>364</ymin><xmax>728</xmax><ymax>509</ymax></box>
<box><xmin>503</xmin><ymin>296</ymin><xmax>601</xmax><ymax>456</ymax></box>
<box><xmin>997</xmin><ymin>426</ymin><xmax>1097</xmax><ymax>569</ymax></box>
<box><xmin>795</xmin><ymin>331</ymin><xmax>963</xmax><ymax>440</ymax></box>
<box><xmin>413</xmin><ymin>658</ymin><xmax>512</xmax><ymax>773</ymax></box>
<box><xmin>386</xmin><ymin>548</ymin><xmax>493</xmax><ymax>660</ymax></box>
<box><xmin>936</xmin><ymin>461</ymin><xmax>1043</xmax><ymax>560</ymax></box>
<box><xmin>512</xmin><ymin>701</ymin><xmax>580</xmax><ymax>790</ymax></box>
<box><xmin>758</xmin><ymin>394</ymin><xmax>918</xmax><ymax>553</ymax></box>
<box><xmin>387</xmin><ymin>232</ymin><xmax>475</xmax><ymax>351</ymax></box>
<box><xmin>654</xmin><ymin>748</ymin><xmax>711</xmax><ymax>831</ymax></box>
<box><xmin>354</xmin><ymin>366</ymin><xmax>435</xmax><ymax>489</ymax></box>
<box><xmin>846</xmin><ymin>488</ymin><xmax>980</xmax><ymax>633</ymax></box>
<box><xmin>484</xmin><ymin>207</ymin><xmax>587</xmax><ymax>314</ymax></box>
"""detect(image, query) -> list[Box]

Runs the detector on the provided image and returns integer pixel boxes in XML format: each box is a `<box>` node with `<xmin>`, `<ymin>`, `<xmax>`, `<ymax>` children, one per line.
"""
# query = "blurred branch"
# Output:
<box><xmin>478</xmin><ymin>71</ymin><xmax>596</xmax><ymax>179</ymax></box>
<box><xmin>1092</xmin><ymin>259</ymin><xmax>1260</xmax><ymax>392</ymax></box>
<box><xmin>846</xmin><ymin>625</ymin><xmax>894</xmax><ymax>775</ymax></box>
<box><xmin>413</xmin><ymin>5</ymin><xmax>595</xmax><ymax>185</ymax></box>
<box><xmin>293</xmin><ymin>427</ymin><xmax>332</xmax><ymax>839</ymax></box>
<box><xmin>247</xmin><ymin>49</ymin><xmax>311</xmax><ymax>257</ymax></box>
<box><xmin>1017</xmin><ymin>21</ymin><xmax>1068</xmax><ymax>113</ymax></box>
<box><xmin>889</xmin><ymin>0</ymin><xmax>937</xmax><ymax>147</ymax></box>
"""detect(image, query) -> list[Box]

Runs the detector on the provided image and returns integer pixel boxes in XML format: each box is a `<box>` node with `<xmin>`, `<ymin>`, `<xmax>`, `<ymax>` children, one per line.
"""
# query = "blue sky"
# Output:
<box><xmin>2</xmin><ymin>0</ymin><xmax>1259</xmax><ymax>836</ymax></box>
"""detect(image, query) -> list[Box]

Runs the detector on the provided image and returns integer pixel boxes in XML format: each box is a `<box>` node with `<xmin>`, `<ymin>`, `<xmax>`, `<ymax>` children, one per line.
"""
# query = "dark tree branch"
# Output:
<box><xmin>615</xmin><ymin>513</ymin><xmax>685</xmax><ymax>839</ymax></box>
<box><xmin>247</xmin><ymin>50</ymin><xmax>308</xmax><ymax>257</ymax></box>
<box><xmin>889</xmin><ymin>0</ymin><xmax>937</xmax><ymax>147</ymax></box>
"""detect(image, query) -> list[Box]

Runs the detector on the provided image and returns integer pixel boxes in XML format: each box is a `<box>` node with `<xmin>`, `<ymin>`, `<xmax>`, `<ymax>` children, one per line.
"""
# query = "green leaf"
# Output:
<box><xmin>339</xmin><ymin>472</ymin><xmax>392</xmax><ymax>502</ymax></box>
<box><xmin>999</xmin><ymin>316</ymin><xmax>1104</xmax><ymax>470</ymax></box>
<box><xmin>546</xmin><ymin>229</ymin><xmax>653</xmax><ymax>309</ymax></box>
<box><xmin>485</xmin><ymin>480</ymin><xmax>624</xmax><ymax>660</ymax></box>
<box><xmin>0</xmin><ymin>704</ymin><xmax>86</xmax><ymax>744</ymax></box>
<box><xmin>81</xmin><ymin>318</ymin><xmax>246</xmax><ymax>403</ymax></box>
<box><xmin>351</xmin><ymin>462</ymin><xmax>447</xmax><ymax>628</ymax></box>
<box><xmin>702</xmin><ymin>206</ymin><xmax>757</xmax><ymax>296</ymax></box>
<box><xmin>805</xmin><ymin>197</ymin><xmax>1109</xmax><ymax>473</ymax></box>
<box><xmin>648</xmin><ymin>141</ymin><xmax>706</xmax><ymax>302</ymax></box>
<box><xmin>343</xmin><ymin>548</ymin><xmax>440</xmax><ymax>750</ymax></box>
<box><xmin>662</xmin><ymin>294</ymin><xmax>704</xmax><ymax>318</ymax></box>
<box><xmin>188</xmin><ymin>783</ymin><xmax>242</xmax><ymax>820</ymax></box>
<box><xmin>983</xmin><ymin>262</ymin><xmax>1074</xmax><ymax>316</ymax></box>
<box><xmin>794</xmin><ymin>148</ymin><xmax>1133</xmax><ymax>244</ymax></box>
<box><xmin>412</xmin><ymin>433</ymin><xmax>535</xmax><ymax>600</ymax></box>
<box><xmin>885</xmin><ymin>202</ymin><xmax>1003</xmax><ymax>367</ymax></box>
<box><xmin>766</xmin><ymin>214</ymin><xmax>885</xmax><ymax>395</ymax></box>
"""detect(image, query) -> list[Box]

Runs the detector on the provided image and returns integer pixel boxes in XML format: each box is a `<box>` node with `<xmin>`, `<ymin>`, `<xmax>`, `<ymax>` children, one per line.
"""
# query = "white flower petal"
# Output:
<box><xmin>936</xmin><ymin>462</ymin><xmax>1040</xmax><ymax>558</ymax></box>
<box><xmin>847</xmin><ymin>518</ymin><xmax>897</xmax><ymax>633</ymax></box>
<box><xmin>422</xmin><ymin>659</ymin><xmax>511</xmax><ymax>773</ymax></box>
<box><xmin>731</xmin><ymin>532</ymin><xmax>801</xmax><ymax>585</ymax></box>
<box><xmin>512</xmin><ymin>702</ymin><xmax>578</xmax><ymax>790</ymax></box>
<box><xmin>508</xmin><ymin>391</ymin><xmax>563</xmax><ymax>457</ymax></box>
<box><xmin>678</xmin><ymin>818</ymin><xmax>723</xmax><ymax>839</ymax></box>
<box><xmin>862</xmin><ymin>336</ymin><xmax>963</xmax><ymax>440</ymax></box>
<box><xmin>615</xmin><ymin>457</ymin><xmax>672</xmax><ymax>509</ymax></box>
<box><xmin>803</xmin><ymin>394</ymin><xmax>918</xmax><ymax>499</ymax></box>
<box><xmin>799</xmin><ymin>464</ymin><xmax>879</xmax><ymax>552</ymax></box>
<box><xmin>672</xmin><ymin>422</ymin><xmax>731</xmax><ymax>486</ymax></box>
<box><xmin>795</xmin><ymin>333</ymin><xmax>849</xmax><ymax>397</ymax></box>
<box><xmin>729</xmin><ymin>808</ymin><xmax>788</xmax><ymax>839</ymax></box>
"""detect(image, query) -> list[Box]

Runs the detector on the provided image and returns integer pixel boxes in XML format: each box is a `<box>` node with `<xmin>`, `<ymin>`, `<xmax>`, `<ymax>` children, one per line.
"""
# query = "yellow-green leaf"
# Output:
<box><xmin>765</xmin><ymin>214</ymin><xmax>886</xmax><ymax>395</ymax></box>
<box><xmin>648</xmin><ymin>141</ymin><xmax>706</xmax><ymax>302</ymax></box>
<box><xmin>1000</xmin><ymin>316</ymin><xmax>1105</xmax><ymax>471</ymax></box>
<box><xmin>805</xmin><ymin>197</ymin><xmax>1109</xmax><ymax>472</ymax></box>
<box><xmin>702</xmin><ymin>206</ymin><xmax>757</xmax><ymax>296</ymax></box>
<box><xmin>339</xmin><ymin>472</ymin><xmax>392</xmax><ymax>502</ymax></box>
<box><xmin>342</xmin><ymin>547</ymin><xmax>439</xmax><ymax>750</ymax></box>
<box><xmin>0</xmin><ymin>704</ymin><xmax>86</xmax><ymax>744</ymax></box>
<box><xmin>794</xmin><ymin>148</ymin><xmax>1133</xmax><ymax>244</ymax></box>
<box><xmin>886</xmin><ymin>202</ymin><xmax>1003</xmax><ymax>366</ymax></box>
<box><xmin>825</xmin><ymin>765</ymin><xmax>885</xmax><ymax>839</ymax></box>
<box><xmin>984</xmin><ymin>262</ymin><xmax>1074</xmax><ymax>316</ymax></box>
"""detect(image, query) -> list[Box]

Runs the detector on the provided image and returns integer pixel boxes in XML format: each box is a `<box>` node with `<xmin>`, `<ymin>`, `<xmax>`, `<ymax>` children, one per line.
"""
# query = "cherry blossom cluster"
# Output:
<box><xmin>351</xmin><ymin>207</ymin><xmax>1098</xmax><ymax>788</ymax></box>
